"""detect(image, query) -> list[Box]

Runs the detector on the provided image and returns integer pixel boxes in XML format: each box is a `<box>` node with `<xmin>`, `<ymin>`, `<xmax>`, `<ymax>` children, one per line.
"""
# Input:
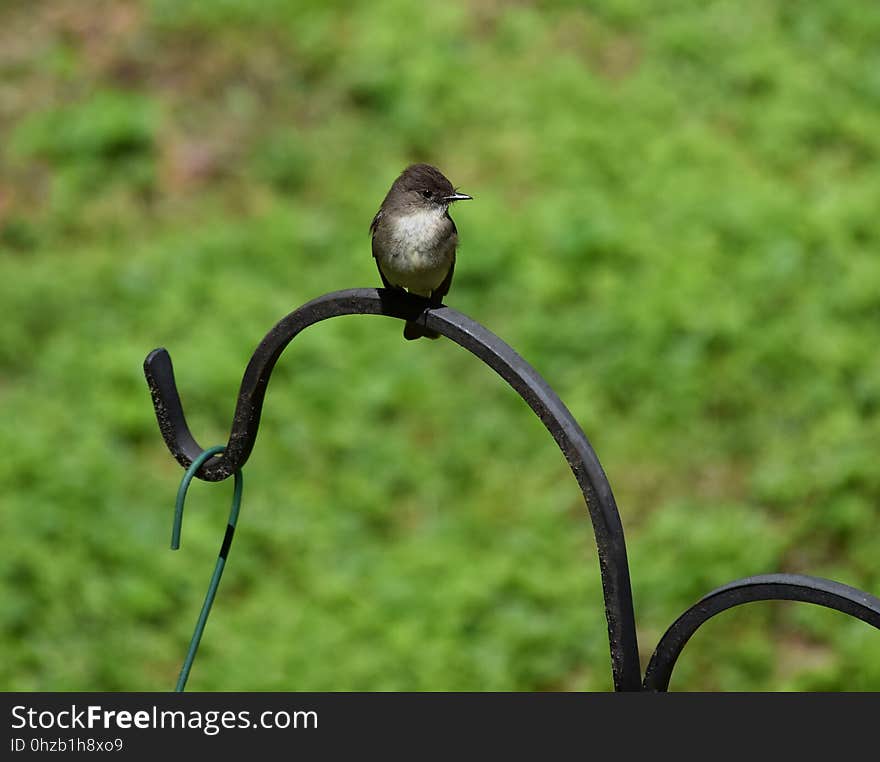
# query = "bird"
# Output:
<box><xmin>370</xmin><ymin>163</ymin><xmax>472</xmax><ymax>340</ymax></box>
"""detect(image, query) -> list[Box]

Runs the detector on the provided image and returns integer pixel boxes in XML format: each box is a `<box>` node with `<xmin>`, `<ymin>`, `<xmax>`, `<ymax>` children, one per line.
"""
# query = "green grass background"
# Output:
<box><xmin>1</xmin><ymin>0</ymin><xmax>879</xmax><ymax>691</ymax></box>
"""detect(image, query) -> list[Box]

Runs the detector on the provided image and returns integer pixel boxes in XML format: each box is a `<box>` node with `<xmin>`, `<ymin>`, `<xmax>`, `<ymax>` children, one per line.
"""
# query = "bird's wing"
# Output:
<box><xmin>374</xmin><ymin>255</ymin><xmax>393</xmax><ymax>289</ymax></box>
<box><xmin>430</xmin><ymin>251</ymin><xmax>455</xmax><ymax>306</ymax></box>
<box><xmin>445</xmin><ymin>211</ymin><xmax>458</xmax><ymax>237</ymax></box>
<box><xmin>430</xmin><ymin>212</ymin><xmax>458</xmax><ymax>305</ymax></box>
<box><xmin>370</xmin><ymin>212</ymin><xmax>393</xmax><ymax>289</ymax></box>
<box><xmin>369</xmin><ymin>209</ymin><xmax>382</xmax><ymax>238</ymax></box>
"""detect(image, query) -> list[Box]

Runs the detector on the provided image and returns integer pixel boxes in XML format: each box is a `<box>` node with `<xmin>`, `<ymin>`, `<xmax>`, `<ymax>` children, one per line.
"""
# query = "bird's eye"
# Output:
<box><xmin>421</xmin><ymin>190</ymin><xmax>432</xmax><ymax>199</ymax></box>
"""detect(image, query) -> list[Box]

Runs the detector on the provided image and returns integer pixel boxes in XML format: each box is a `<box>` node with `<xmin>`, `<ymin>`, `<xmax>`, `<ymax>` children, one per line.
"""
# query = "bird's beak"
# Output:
<box><xmin>444</xmin><ymin>192</ymin><xmax>472</xmax><ymax>202</ymax></box>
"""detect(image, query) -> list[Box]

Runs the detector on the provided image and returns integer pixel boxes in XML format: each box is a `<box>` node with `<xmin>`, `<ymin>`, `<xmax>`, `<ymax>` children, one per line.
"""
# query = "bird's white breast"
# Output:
<box><xmin>378</xmin><ymin>207</ymin><xmax>455</xmax><ymax>296</ymax></box>
<box><xmin>390</xmin><ymin>207</ymin><xmax>448</xmax><ymax>256</ymax></box>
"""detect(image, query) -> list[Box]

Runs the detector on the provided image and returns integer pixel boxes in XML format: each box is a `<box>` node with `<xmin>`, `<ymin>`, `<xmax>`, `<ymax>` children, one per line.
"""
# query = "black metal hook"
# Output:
<box><xmin>642</xmin><ymin>573</ymin><xmax>880</xmax><ymax>690</ymax></box>
<box><xmin>145</xmin><ymin>286</ymin><xmax>880</xmax><ymax>690</ymax></box>
<box><xmin>144</xmin><ymin>287</ymin><xmax>642</xmax><ymax>691</ymax></box>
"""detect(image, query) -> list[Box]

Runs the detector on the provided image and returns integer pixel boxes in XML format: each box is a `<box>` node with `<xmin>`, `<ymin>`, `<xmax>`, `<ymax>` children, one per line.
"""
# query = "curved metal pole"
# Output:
<box><xmin>643</xmin><ymin>573</ymin><xmax>880</xmax><ymax>691</ymax></box>
<box><xmin>144</xmin><ymin>287</ymin><xmax>641</xmax><ymax>691</ymax></box>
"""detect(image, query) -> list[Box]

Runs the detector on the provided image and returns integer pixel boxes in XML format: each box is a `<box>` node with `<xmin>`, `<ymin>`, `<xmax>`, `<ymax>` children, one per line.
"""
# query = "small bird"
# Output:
<box><xmin>371</xmin><ymin>164</ymin><xmax>472</xmax><ymax>340</ymax></box>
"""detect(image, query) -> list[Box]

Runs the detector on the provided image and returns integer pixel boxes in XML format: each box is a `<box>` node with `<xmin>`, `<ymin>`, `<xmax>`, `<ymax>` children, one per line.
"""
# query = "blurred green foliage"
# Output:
<box><xmin>1</xmin><ymin>0</ymin><xmax>879</xmax><ymax>691</ymax></box>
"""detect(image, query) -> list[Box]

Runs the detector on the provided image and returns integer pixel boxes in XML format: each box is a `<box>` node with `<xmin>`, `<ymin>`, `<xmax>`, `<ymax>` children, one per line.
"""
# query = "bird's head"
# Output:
<box><xmin>386</xmin><ymin>163</ymin><xmax>472</xmax><ymax>212</ymax></box>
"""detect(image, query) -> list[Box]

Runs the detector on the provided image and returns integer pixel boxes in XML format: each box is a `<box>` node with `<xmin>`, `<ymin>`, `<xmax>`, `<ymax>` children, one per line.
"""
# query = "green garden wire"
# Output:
<box><xmin>171</xmin><ymin>445</ymin><xmax>244</xmax><ymax>692</ymax></box>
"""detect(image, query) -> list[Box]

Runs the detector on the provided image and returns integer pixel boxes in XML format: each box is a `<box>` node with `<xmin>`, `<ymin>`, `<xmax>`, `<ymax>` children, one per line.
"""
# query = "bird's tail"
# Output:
<box><xmin>404</xmin><ymin>321</ymin><xmax>440</xmax><ymax>341</ymax></box>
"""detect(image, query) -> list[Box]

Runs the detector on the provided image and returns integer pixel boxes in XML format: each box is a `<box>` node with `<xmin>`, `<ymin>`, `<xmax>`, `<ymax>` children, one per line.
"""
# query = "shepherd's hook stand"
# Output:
<box><xmin>145</xmin><ymin>287</ymin><xmax>880</xmax><ymax>691</ymax></box>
